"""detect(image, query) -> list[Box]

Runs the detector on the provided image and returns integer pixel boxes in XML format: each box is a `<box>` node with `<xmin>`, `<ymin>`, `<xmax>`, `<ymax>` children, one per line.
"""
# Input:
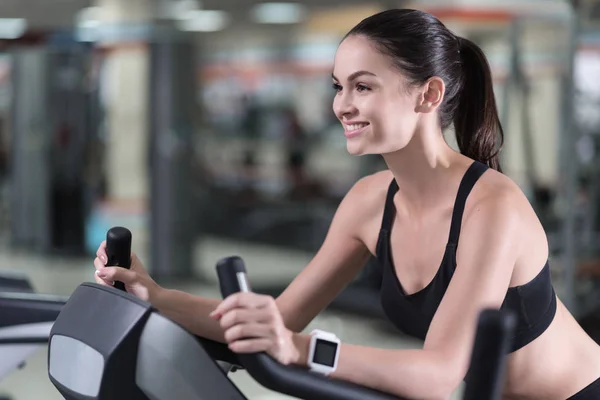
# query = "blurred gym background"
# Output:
<box><xmin>0</xmin><ymin>0</ymin><xmax>599</xmax><ymax>398</ymax></box>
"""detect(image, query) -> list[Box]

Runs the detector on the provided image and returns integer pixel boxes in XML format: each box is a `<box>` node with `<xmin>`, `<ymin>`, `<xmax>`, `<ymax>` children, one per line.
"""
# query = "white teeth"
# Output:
<box><xmin>346</xmin><ymin>123</ymin><xmax>367</xmax><ymax>131</ymax></box>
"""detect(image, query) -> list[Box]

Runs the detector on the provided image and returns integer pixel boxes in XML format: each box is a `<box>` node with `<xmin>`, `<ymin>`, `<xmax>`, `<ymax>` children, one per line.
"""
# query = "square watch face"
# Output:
<box><xmin>312</xmin><ymin>338</ymin><xmax>337</xmax><ymax>367</ymax></box>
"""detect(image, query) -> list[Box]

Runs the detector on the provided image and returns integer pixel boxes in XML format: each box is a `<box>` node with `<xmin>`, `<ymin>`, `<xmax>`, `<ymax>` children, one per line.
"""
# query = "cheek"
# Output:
<box><xmin>354</xmin><ymin>95</ymin><xmax>381</xmax><ymax>122</ymax></box>
<box><xmin>376</xmin><ymin>102</ymin><xmax>417</xmax><ymax>140</ymax></box>
<box><xmin>387</xmin><ymin>97</ymin><xmax>416</xmax><ymax>122</ymax></box>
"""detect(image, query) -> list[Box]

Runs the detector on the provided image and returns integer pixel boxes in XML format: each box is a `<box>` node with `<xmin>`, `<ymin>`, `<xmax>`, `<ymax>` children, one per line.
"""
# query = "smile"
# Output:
<box><xmin>344</xmin><ymin>122</ymin><xmax>369</xmax><ymax>138</ymax></box>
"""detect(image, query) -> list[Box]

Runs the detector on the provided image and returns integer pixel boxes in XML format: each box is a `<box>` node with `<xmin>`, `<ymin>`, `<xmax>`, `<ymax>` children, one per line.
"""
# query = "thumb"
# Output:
<box><xmin>97</xmin><ymin>266</ymin><xmax>137</xmax><ymax>285</ymax></box>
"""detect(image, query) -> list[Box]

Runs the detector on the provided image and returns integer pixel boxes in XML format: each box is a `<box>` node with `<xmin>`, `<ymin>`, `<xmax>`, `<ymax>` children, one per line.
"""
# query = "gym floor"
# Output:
<box><xmin>0</xmin><ymin>236</ymin><xmax>463</xmax><ymax>400</ymax></box>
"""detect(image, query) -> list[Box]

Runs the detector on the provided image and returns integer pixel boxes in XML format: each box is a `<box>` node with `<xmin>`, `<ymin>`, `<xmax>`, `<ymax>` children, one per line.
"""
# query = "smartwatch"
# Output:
<box><xmin>307</xmin><ymin>329</ymin><xmax>341</xmax><ymax>376</ymax></box>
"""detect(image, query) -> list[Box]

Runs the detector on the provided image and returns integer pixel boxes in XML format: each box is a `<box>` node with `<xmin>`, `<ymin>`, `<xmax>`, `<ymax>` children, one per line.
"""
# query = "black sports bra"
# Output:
<box><xmin>375</xmin><ymin>161</ymin><xmax>557</xmax><ymax>353</ymax></box>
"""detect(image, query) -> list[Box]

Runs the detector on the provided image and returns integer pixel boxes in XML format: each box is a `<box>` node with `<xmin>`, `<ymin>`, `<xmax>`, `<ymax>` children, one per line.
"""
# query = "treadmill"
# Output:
<box><xmin>46</xmin><ymin>255</ymin><xmax>515</xmax><ymax>400</ymax></box>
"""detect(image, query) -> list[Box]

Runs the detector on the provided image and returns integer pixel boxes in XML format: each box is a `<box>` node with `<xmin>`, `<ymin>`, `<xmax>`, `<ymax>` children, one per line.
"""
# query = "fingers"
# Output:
<box><xmin>129</xmin><ymin>252</ymin><xmax>143</xmax><ymax>272</ymax></box>
<box><xmin>96</xmin><ymin>266</ymin><xmax>137</xmax><ymax>286</ymax></box>
<box><xmin>94</xmin><ymin>257</ymin><xmax>105</xmax><ymax>272</ymax></box>
<box><xmin>94</xmin><ymin>257</ymin><xmax>114</xmax><ymax>285</ymax></box>
<box><xmin>211</xmin><ymin>292</ymin><xmax>296</xmax><ymax>364</ymax></box>
<box><xmin>96</xmin><ymin>241</ymin><xmax>107</xmax><ymax>264</ymax></box>
<box><xmin>96</xmin><ymin>240</ymin><xmax>138</xmax><ymax>269</ymax></box>
<box><xmin>218</xmin><ymin>308</ymin><xmax>273</xmax><ymax>330</ymax></box>
<box><xmin>223</xmin><ymin>322</ymin><xmax>274</xmax><ymax>344</ymax></box>
<box><xmin>212</xmin><ymin>294</ymin><xmax>280</xmax><ymax>344</ymax></box>
<box><xmin>210</xmin><ymin>292</ymin><xmax>275</xmax><ymax>320</ymax></box>
<box><xmin>94</xmin><ymin>241</ymin><xmax>142</xmax><ymax>289</ymax></box>
<box><xmin>228</xmin><ymin>338</ymin><xmax>272</xmax><ymax>354</ymax></box>
<box><xmin>94</xmin><ymin>271</ymin><xmax>113</xmax><ymax>286</ymax></box>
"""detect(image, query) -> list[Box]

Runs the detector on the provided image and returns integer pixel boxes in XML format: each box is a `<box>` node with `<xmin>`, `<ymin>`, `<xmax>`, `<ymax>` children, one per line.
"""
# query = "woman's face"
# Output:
<box><xmin>332</xmin><ymin>35</ymin><xmax>424</xmax><ymax>156</ymax></box>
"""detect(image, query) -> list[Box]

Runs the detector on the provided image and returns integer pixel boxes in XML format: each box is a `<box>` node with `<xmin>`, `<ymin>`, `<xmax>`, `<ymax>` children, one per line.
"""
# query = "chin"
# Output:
<box><xmin>346</xmin><ymin>140</ymin><xmax>383</xmax><ymax>156</ymax></box>
<box><xmin>346</xmin><ymin>142</ymin><xmax>367</xmax><ymax>156</ymax></box>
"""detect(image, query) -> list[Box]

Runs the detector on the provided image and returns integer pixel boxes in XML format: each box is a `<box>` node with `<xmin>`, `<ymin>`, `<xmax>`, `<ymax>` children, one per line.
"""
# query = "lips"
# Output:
<box><xmin>344</xmin><ymin>122</ymin><xmax>369</xmax><ymax>138</ymax></box>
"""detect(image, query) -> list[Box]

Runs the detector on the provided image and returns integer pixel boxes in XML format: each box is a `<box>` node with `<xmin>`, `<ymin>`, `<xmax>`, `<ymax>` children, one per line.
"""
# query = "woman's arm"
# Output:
<box><xmin>141</xmin><ymin>174</ymin><xmax>379</xmax><ymax>342</ymax></box>
<box><xmin>153</xmin><ymin>289</ymin><xmax>226</xmax><ymax>342</ymax></box>
<box><xmin>276</xmin><ymin>175</ymin><xmax>378</xmax><ymax>332</ymax></box>
<box><xmin>292</xmin><ymin>336</ymin><xmax>451</xmax><ymax>400</ymax></box>
<box><xmin>289</xmin><ymin>194</ymin><xmax>524</xmax><ymax>400</ymax></box>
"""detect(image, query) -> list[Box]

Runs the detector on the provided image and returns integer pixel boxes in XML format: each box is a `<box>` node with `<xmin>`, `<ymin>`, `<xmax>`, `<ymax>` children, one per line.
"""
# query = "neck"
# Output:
<box><xmin>382</xmin><ymin>128</ymin><xmax>466</xmax><ymax>214</ymax></box>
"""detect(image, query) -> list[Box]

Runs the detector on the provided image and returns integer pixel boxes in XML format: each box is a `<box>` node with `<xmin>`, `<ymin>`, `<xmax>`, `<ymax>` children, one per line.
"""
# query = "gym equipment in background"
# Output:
<box><xmin>0</xmin><ymin>272</ymin><xmax>65</xmax><ymax>397</ymax></box>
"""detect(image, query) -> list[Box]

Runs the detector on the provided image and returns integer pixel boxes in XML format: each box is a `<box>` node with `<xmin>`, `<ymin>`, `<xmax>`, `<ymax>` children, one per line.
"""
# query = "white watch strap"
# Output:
<box><xmin>311</xmin><ymin>329</ymin><xmax>338</xmax><ymax>340</ymax></box>
<box><xmin>308</xmin><ymin>329</ymin><xmax>340</xmax><ymax>376</ymax></box>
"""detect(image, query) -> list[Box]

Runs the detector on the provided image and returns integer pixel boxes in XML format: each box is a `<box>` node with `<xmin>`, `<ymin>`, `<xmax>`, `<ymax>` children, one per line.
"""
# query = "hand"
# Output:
<box><xmin>93</xmin><ymin>240</ymin><xmax>162</xmax><ymax>304</ymax></box>
<box><xmin>210</xmin><ymin>292</ymin><xmax>300</xmax><ymax>366</ymax></box>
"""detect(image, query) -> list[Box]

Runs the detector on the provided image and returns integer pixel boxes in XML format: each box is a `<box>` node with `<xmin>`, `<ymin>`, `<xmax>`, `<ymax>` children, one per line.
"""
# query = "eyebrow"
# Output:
<box><xmin>331</xmin><ymin>70</ymin><xmax>377</xmax><ymax>82</ymax></box>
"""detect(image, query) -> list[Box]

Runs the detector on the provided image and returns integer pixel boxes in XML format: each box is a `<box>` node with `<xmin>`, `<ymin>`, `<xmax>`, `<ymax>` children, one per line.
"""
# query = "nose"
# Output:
<box><xmin>333</xmin><ymin>91</ymin><xmax>357</xmax><ymax>120</ymax></box>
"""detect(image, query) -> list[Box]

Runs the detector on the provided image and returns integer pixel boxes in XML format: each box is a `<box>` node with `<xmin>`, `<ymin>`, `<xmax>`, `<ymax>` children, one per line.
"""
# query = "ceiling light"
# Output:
<box><xmin>74</xmin><ymin>7</ymin><xmax>105</xmax><ymax>42</ymax></box>
<box><xmin>178</xmin><ymin>10</ymin><xmax>229</xmax><ymax>32</ymax></box>
<box><xmin>156</xmin><ymin>0</ymin><xmax>202</xmax><ymax>20</ymax></box>
<box><xmin>172</xmin><ymin>0</ymin><xmax>202</xmax><ymax>20</ymax></box>
<box><xmin>0</xmin><ymin>18</ymin><xmax>27</xmax><ymax>39</ymax></box>
<box><xmin>250</xmin><ymin>2</ymin><xmax>307</xmax><ymax>24</ymax></box>
<box><xmin>76</xmin><ymin>7</ymin><xmax>104</xmax><ymax>29</ymax></box>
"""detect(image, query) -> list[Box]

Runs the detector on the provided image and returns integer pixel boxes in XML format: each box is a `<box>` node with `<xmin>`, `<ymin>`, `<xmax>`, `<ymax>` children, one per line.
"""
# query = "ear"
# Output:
<box><xmin>416</xmin><ymin>77</ymin><xmax>445</xmax><ymax>113</ymax></box>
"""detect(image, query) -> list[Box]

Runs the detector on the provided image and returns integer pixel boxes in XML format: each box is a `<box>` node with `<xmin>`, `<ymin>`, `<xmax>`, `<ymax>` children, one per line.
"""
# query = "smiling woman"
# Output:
<box><xmin>331</xmin><ymin>11</ymin><xmax>501</xmax><ymax>168</ymax></box>
<box><xmin>92</xmin><ymin>8</ymin><xmax>600</xmax><ymax>400</ymax></box>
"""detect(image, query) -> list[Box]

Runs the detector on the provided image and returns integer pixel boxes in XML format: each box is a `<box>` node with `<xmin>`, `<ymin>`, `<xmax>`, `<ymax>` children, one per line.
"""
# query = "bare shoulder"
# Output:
<box><xmin>464</xmin><ymin>168</ymin><xmax>549</xmax><ymax>268</ymax></box>
<box><xmin>469</xmin><ymin>168</ymin><xmax>534</xmax><ymax>217</ymax></box>
<box><xmin>345</xmin><ymin>169</ymin><xmax>394</xmax><ymax>217</ymax></box>
<box><xmin>339</xmin><ymin>169</ymin><xmax>394</xmax><ymax>246</ymax></box>
<box><xmin>349</xmin><ymin>169</ymin><xmax>394</xmax><ymax>195</ymax></box>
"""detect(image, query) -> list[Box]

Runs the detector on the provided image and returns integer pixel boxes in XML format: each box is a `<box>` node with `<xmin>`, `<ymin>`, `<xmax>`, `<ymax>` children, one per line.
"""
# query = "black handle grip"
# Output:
<box><xmin>106</xmin><ymin>227</ymin><xmax>132</xmax><ymax>292</ymax></box>
<box><xmin>216</xmin><ymin>256</ymin><xmax>250</xmax><ymax>298</ymax></box>
<box><xmin>463</xmin><ymin>309</ymin><xmax>516</xmax><ymax>400</ymax></box>
<box><xmin>194</xmin><ymin>335</ymin><xmax>242</xmax><ymax>367</ymax></box>
<box><xmin>215</xmin><ymin>256</ymin><xmax>402</xmax><ymax>400</ymax></box>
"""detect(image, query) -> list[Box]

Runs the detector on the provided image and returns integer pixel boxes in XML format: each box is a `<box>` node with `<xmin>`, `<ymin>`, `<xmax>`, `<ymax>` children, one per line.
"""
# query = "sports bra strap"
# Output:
<box><xmin>448</xmin><ymin>161</ymin><xmax>489</xmax><ymax>246</ymax></box>
<box><xmin>380</xmin><ymin>178</ymin><xmax>399</xmax><ymax>233</ymax></box>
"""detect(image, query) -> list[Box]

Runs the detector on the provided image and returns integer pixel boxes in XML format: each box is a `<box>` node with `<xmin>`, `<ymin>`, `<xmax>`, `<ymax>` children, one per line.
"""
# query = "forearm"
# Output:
<box><xmin>293</xmin><ymin>334</ymin><xmax>454</xmax><ymax>400</ymax></box>
<box><xmin>153</xmin><ymin>288</ymin><xmax>225</xmax><ymax>343</ymax></box>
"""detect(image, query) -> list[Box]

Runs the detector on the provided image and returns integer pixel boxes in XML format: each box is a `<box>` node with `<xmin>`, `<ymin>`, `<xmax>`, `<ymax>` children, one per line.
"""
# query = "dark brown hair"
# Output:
<box><xmin>345</xmin><ymin>9</ymin><xmax>504</xmax><ymax>171</ymax></box>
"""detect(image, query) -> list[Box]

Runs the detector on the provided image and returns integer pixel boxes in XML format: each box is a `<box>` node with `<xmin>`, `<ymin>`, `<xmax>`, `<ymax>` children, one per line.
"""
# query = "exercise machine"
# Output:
<box><xmin>46</xmin><ymin>227</ymin><xmax>516</xmax><ymax>400</ymax></box>
<box><xmin>0</xmin><ymin>290</ymin><xmax>64</xmax><ymax>379</ymax></box>
<box><xmin>0</xmin><ymin>227</ymin><xmax>156</xmax><ymax>389</ymax></box>
<box><xmin>0</xmin><ymin>272</ymin><xmax>65</xmax><ymax>400</ymax></box>
<box><xmin>46</xmin><ymin>259</ymin><xmax>514</xmax><ymax>400</ymax></box>
<box><xmin>0</xmin><ymin>272</ymin><xmax>34</xmax><ymax>293</ymax></box>
<box><xmin>0</xmin><ymin>227</ymin><xmax>138</xmax><ymax>385</ymax></box>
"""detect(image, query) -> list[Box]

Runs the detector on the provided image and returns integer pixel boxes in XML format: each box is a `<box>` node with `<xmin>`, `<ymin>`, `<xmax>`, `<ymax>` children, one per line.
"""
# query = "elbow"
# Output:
<box><xmin>422</xmin><ymin>377</ymin><xmax>459</xmax><ymax>400</ymax></box>
<box><xmin>424</xmin><ymin>381</ymin><xmax>460</xmax><ymax>400</ymax></box>
<box><xmin>425</xmin><ymin>360</ymin><xmax>464</xmax><ymax>400</ymax></box>
<box><xmin>429</xmin><ymin>378</ymin><xmax>461</xmax><ymax>400</ymax></box>
<box><xmin>404</xmin><ymin>376</ymin><xmax>456</xmax><ymax>400</ymax></box>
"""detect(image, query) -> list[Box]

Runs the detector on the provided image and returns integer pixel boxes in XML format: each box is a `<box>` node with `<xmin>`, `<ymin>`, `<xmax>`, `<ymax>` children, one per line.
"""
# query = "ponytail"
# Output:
<box><xmin>454</xmin><ymin>37</ymin><xmax>504</xmax><ymax>172</ymax></box>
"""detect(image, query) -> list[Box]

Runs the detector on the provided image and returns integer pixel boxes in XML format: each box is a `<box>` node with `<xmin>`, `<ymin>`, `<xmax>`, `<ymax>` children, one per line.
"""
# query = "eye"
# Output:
<box><xmin>332</xmin><ymin>82</ymin><xmax>342</xmax><ymax>92</ymax></box>
<box><xmin>356</xmin><ymin>84</ymin><xmax>370</xmax><ymax>92</ymax></box>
